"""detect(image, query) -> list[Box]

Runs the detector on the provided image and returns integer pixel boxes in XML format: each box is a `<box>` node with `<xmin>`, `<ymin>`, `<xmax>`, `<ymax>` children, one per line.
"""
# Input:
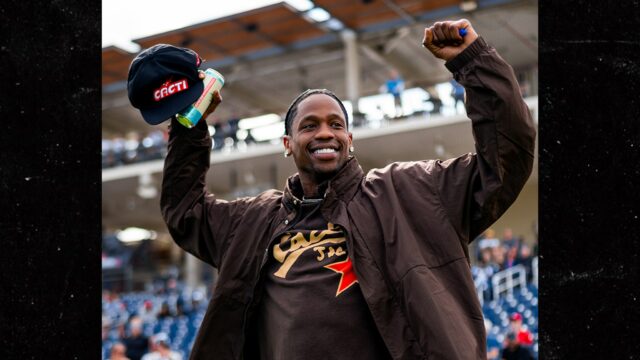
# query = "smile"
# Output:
<box><xmin>313</xmin><ymin>148</ymin><xmax>337</xmax><ymax>154</ymax></box>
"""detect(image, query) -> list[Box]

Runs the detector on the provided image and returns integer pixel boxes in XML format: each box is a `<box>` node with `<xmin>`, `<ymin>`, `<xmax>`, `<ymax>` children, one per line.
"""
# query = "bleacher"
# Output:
<box><xmin>102</xmin><ymin>290</ymin><xmax>207</xmax><ymax>359</ymax></box>
<box><xmin>102</xmin><ymin>264</ymin><xmax>539</xmax><ymax>359</ymax></box>
<box><xmin>484</xmin><ymin>284</ymin><xmax>539</xmax><ymax>357</ymax></box>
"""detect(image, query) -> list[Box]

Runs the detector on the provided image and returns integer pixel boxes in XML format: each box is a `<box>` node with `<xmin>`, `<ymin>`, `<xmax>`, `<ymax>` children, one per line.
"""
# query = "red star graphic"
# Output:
<box><xmin>324</xmin><ymin>258</ymin><xmax>358</xmax><ymax>296</ymax></box>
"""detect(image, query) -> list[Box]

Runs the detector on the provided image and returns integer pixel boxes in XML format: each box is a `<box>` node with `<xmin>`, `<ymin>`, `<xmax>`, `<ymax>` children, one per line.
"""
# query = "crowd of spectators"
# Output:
<box><xmin>472</xmin><ymin>227</ymin><xmax>537</xmax><ymax>300</ymax></box>
<box><xmin>471</xmin><ymin>226</ymin><xmax>538</xmax><ymax>359</ymax></box>
<box><xmin>102</xmin><ymin>117</ymin><xmax>259</xmax><ymax>169</ymax></box>
<box><xmin>102</xmin><ymin>130</ymin><xmax>168</xmax><ymax>168</ymax></box>
<box><xmin>102</xmin><ymin>272</ymin><xmax>208</xmax><ymax>360</ymax></box>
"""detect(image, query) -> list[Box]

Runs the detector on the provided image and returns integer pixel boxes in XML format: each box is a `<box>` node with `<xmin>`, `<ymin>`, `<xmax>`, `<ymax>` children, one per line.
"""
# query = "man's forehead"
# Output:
<box><xmin>297</xmin><ymin>93</ymin><xmax>343</xmax><ymax>115</ymax></box>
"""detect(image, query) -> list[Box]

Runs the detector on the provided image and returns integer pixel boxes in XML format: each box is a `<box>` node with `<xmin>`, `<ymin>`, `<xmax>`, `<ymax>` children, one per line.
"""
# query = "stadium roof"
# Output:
<box><xmin>102</xmin><ymin>0</ymin><xmax>538</xmax><ymax>135</ymax></box>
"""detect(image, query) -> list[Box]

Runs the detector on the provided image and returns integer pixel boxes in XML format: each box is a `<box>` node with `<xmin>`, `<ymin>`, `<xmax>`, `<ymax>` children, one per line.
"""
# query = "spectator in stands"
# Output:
<box><xmin>102</xmin><ymin>313</ymin><xmax>112</xmax><ymax>341</ymax></box>
<box><xmin>103</xmin><ymin>291</ymin><xmax>129</xmax><ymax>331</ymax></box>
<box><xmin>212</xmin><ymin>120</ymin><xmax>225</xmax><ymax>151</ymax></box>
<box><xmin>226</xmin><ymin>116</ymin><xmax>240</xmax><ymax>148</ymax></box>
<box><xmin>108</xmin><ymin>342</ymin><xmax>131</xmax><ymax>360</ymax></box>
<box><xmin>474</xmin><ymin>243</ymin><xmax>500</xmax><ymax>301</ymax></box>
<box><xmin>516</xmin><ymin>243</ymin><xmax>534</xmax><ymax>281</ymax></box>
<box><xmin>102</xmin><ymin>138</ymin><xmax>116</xmax><ymax>168</ymax></box>
<box><xmin>122</xmin><ymin>316</ymin><xmax>149</xmax><ymax>360</ymax></box>
<box><xmin>501</xmin><ymin>227</ymin><xmax>521</xmax><ymax>252</ymax></box>
<box><xmin>190</xmin><ymin>289</ymin><xmax>206</xmax><ymax>312</ymax></box>
<box><xmin>244</xmin><ymin>129</ymin><xmax>256</xmax><ymax>145</ymax></box>
<box><xmin>123</xmin><ymin>131</ymin><xmax>141</xmax><ymax>165</ymax></box>
<box><xmin>491</xmin><ymin>242</ymin><xmax>507</xmax><ymax>270</ymax></box>
<box><xmin>156</xmin><ymin>302</ymin><xmax>173</xmax><ymax>320</ymax></box>
<box><xmin>425</xmin><ymin>87</ymin><xmax>443</xmax><ymax>115</ymax></box>
<box><xmin>153</xmin><ymin>20</ymin><xmax>535</xmax><ymax>359</ymax></box>
<box><xmin>450</xmin><ymin>78</ymin><xmax>465</xmax><ymax>113</ymax></box>
<box><xmin>138</xmin><ymin>300</ymin><xmax>156</xmax><ymax>323</ymax></box>
<box><xmin>476</xmin><ymin>228</ymin><xmax>500</xmax><ymax>262</ymax></box>
<box><xmin>500</xmin><ymin>331</ymin><xmax>534</xmax><ymax>360</ymax></box>
<box><xmin>504</xmin><ymin>245</ymin><xmax>519</xmax><ymax>269</ymax></box>
<box><xmin>141</xmin><ymin>333</ymin><xmax>182</xmax><ymax>360</ymax></box>
<box><xmin>384</xmin><ymin>69</ymin><xmax>405</xmax><ymax>118</ymax></box>
<box><xmin>509</xmin><ymin>312</ymin><xmax>534</xmax><ymax>346</ymax></box>
<box><xmin>175</xmin><ymin>295</ymin><xmax>189</xmax><ymax>317</ymax></box>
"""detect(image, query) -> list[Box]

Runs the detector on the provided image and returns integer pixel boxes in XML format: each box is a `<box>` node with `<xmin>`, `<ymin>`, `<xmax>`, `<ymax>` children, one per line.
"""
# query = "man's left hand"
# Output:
<box><xmin>422</xmin><ymin>19</ymin><xmax>478</xmax><ymax>61</ymax></box>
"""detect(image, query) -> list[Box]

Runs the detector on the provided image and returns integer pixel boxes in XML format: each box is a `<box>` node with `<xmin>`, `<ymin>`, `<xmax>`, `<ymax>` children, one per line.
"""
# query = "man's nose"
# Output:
<box><xmin>315</xmin><ymin>122</ymin><xmax>335</xmax><ymax>139</ymax></box>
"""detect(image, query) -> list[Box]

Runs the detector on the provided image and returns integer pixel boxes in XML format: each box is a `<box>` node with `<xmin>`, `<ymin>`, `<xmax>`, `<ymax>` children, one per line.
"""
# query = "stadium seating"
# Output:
<box><xmin>103</xmin><ymin>276</ymin><xmax>538</xmax><ymax>359</ymax></box>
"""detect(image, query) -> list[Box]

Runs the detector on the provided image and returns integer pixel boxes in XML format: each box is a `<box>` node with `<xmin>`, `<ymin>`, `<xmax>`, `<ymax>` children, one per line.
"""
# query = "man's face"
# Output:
<box><xmin>283</xmin><ymin>94</ymin><xmax>352</xmax><ymax>183</ymax></box>
<box><xmin>510</xmin><ymin>319</ymin><xmax>522</xmax><ymax>332</ymax></box>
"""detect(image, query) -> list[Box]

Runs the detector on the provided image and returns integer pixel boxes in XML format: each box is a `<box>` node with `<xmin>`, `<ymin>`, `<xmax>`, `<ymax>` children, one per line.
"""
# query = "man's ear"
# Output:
<box><xmin>282</xmin><ymin>135</ymin><xmax>291</xmax><ymax>153</ymax></box>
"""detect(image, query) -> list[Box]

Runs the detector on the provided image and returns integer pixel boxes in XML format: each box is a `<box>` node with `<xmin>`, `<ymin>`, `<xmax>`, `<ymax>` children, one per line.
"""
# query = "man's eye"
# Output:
<box><xmin>332</xmin><ymin>122</ymin><xmax>344</xmax><ymax>128</ymax></box>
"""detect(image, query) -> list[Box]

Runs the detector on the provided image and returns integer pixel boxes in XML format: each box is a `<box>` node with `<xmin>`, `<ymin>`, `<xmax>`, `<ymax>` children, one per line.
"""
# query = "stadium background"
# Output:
<box><xmin>102</xmin><ymin>0</ymin><xmax>538</xmax><ymax>359</ymax></box>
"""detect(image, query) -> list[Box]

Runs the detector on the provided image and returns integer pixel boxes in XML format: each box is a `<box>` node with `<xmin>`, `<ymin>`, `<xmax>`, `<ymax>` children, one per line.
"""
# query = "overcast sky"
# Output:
<box><xmin>102</xmin><ymin>0</ymin><xmax>281</xmax><ymax>52</ymax></box>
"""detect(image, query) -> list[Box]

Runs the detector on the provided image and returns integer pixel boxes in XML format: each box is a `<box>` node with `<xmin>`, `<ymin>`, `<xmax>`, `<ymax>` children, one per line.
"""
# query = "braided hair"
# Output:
<box><xmin>284</xmin><ymin>89</ymin><xmax>349</xmax><ymax>136</ymax></box>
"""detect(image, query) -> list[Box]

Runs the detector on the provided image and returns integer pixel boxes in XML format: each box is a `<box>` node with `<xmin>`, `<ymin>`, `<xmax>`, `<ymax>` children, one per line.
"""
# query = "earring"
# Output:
<box><xmin>284</xmin><ymin>150</ymin><xmax>290</xmax><ymax>158</ymax></box>
<box><xmin>349</xmin><ymin>146</ymin><xmax>355</xmax><ymax>153</ymax></box>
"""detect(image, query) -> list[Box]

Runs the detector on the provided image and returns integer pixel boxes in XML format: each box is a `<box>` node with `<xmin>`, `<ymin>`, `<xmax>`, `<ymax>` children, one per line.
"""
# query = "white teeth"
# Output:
<box><xmin>313</xmin><ymin>148</ymin><xmax>336</xmax><ymax>154</ymax></box>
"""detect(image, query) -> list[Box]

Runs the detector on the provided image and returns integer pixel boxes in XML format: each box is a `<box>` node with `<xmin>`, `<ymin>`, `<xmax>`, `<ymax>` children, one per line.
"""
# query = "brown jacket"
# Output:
<box><xmin>161</xmin><ymin>37</ymin><xmax>536</xmax><ymax>360</ymax></box>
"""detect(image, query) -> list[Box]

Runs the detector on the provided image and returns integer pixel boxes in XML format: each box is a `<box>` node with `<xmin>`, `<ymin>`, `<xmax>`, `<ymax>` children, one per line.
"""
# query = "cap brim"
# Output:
<box><xmin>140</xmin><ymin>81</ymin><xmax>204</xmax><ymax>125</ymax></box>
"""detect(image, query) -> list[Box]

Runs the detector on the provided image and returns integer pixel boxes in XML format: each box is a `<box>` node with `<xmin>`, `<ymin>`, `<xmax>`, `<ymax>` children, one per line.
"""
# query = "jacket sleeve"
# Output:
<box><xmin>432</xmin><ymin>37</ymin><xmax>536</xmax><ymax>243</ymax></box>
<box><xmin>160</xmin><ymin>117</ymin><xmax>248</xmax><ymax>268</ymax></box>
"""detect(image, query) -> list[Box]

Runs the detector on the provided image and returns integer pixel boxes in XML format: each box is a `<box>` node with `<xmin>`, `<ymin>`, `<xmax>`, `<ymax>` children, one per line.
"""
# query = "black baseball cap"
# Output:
<box><xmin>127</xmin><ymin>44</ymin><xmax>204</xmax><ymax>125</ymax></box>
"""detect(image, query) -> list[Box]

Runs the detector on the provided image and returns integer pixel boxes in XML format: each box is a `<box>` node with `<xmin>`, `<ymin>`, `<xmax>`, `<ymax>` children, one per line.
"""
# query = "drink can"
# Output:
<box><xmin>176</xmin><ymin>68</ymin><xmax>225</xmax><ymax>128</ymax></box>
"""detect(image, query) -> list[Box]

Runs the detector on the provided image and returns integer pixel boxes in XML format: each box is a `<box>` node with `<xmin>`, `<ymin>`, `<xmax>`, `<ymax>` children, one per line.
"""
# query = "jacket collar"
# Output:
<box><xmin>282</xmin><ymin>156</ymin><xmax>364</xmax><ymax>210</ymax></box>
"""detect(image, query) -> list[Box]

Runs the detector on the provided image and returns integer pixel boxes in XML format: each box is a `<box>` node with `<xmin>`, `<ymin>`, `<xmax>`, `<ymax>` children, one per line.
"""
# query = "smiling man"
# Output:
<box><xmin>282</xmin><ymin>89</ymin><xmax>353</xmax><ymax>196</ymax></box>
<box><xmin>157</xmin><ymin>19</ymin><xmax>535</xmax><ymax>360</ymax></box>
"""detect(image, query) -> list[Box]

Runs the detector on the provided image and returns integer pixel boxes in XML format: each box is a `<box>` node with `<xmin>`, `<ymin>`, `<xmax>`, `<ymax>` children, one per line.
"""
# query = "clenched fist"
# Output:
<box><xmin>422</xmin><ymin>19</ymin><xmax>478</xmax><ymax>61</ymax></box>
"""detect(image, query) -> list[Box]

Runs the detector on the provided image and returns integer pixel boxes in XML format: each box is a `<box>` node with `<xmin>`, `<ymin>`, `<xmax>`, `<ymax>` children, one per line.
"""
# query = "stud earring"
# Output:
<box><xmin>284</xmin><ymin>150</ymin><xmax>290</xmax><ymax>158</ymax></box>
<box><xmin>349</xmin><ymin>146</ymin><xmax>355</xmax><ymax>153</ymax></box>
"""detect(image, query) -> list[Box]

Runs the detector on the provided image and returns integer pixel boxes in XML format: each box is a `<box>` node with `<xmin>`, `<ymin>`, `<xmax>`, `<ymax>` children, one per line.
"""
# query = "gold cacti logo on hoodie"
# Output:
<box><xmin>272</xmin><ymin>223</ymin><xmax>347</xmax><ymax>279</ymax></box>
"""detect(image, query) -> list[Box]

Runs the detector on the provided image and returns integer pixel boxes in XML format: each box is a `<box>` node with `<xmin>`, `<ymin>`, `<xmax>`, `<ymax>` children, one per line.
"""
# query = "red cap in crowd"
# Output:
<box><xmin>509</xmin><ymin>312</ymin><xmax>522</xmax><ymax>321</ymax></box>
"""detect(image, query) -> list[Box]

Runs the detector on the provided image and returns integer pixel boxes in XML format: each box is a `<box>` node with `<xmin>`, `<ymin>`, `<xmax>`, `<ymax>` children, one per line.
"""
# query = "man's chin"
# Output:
<box><xmin>311</xmin><ymin>162</ymin><xmax>344</xmax><ymax>181</ymax></box>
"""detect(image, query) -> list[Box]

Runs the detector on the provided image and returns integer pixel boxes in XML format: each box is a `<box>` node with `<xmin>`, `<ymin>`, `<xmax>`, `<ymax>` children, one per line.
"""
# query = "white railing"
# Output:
<box><xmin>492</xmin><ymin>264</ymin><xmax>527</xmax><ymax>300</ymax></box>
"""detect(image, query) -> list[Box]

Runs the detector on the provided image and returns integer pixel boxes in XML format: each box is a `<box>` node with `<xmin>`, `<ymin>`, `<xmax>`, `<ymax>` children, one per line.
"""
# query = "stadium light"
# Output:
<box><xmin>460</xmin><ymin>0</ymin><xmax>478</xmax><ymax>12</ymax></box>
<box><xmin>238</xmin><ymin>113</ymin><xmax>282</xmax><ymax>130</ymax></box>
<box><xmin>306</xmin><ymin>7</ymin><xmax>331</xmax><ymax>22</ymax></box>
<box><xmin>286</xmin><ymin>0</ymin><xmax>314</xmax><ymax>12</ymax></box>
<box><xmin>116</xmin><ymin>227</ymin><xmax>157</xmax><ymax>244</ymax></box>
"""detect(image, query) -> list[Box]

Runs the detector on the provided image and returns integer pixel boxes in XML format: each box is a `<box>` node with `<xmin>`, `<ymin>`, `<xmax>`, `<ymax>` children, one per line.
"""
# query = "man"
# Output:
<box><xmin>501</xmin><ymin>228</ymin><xmax>520</xmax><ymax>251</ymax></box>
<box><xmin>384</xmin><ymin>69</ymin><xmax>405</xmax><ymax>118</ymax></box>
<box><xmin>122</xmin><ymin>316</ymin><xmax>149</xmax><ymax>360</ymax></box>
<box><xmin>141</xmin><ymin>333</ymin><xmax>183</xmax><ymax>360</ymax></box>
<box><xmin>500</xmin><ymin>332</ymin><xmax>534</xmax><ymax>360</ymax></box>
<box><xmin>509</xmin><ymin>312</ymin><xmax>534</xmax><ymax>346</ymax></box>
<box><xmin>143</xmin><ymin>19</ymin><xmax>534</xmax><ymax>359</ymax></box>
<box><xmin>108</xmin><ymin>342</ymin><xmax>131</xmax><ymax>360</ymax></box>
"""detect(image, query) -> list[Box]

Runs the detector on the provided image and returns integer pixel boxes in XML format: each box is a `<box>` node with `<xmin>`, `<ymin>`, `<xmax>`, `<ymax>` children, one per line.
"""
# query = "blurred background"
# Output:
<box><xmin>102</xmin><ymin>1</ymin><xmax>538</xmax><ymax>359</ymax></box>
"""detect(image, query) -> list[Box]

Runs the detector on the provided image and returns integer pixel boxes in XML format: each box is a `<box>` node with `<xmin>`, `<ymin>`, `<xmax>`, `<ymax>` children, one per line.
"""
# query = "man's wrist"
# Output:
<box><xmin>169</xmin><ymin>116</ymin><xmax>210</xmax><ymax>138</ymax></box>
<box><xmin>445</xmin><ymin>36</ymin><xmax>489</xmax><ymax>73</ymax></box>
